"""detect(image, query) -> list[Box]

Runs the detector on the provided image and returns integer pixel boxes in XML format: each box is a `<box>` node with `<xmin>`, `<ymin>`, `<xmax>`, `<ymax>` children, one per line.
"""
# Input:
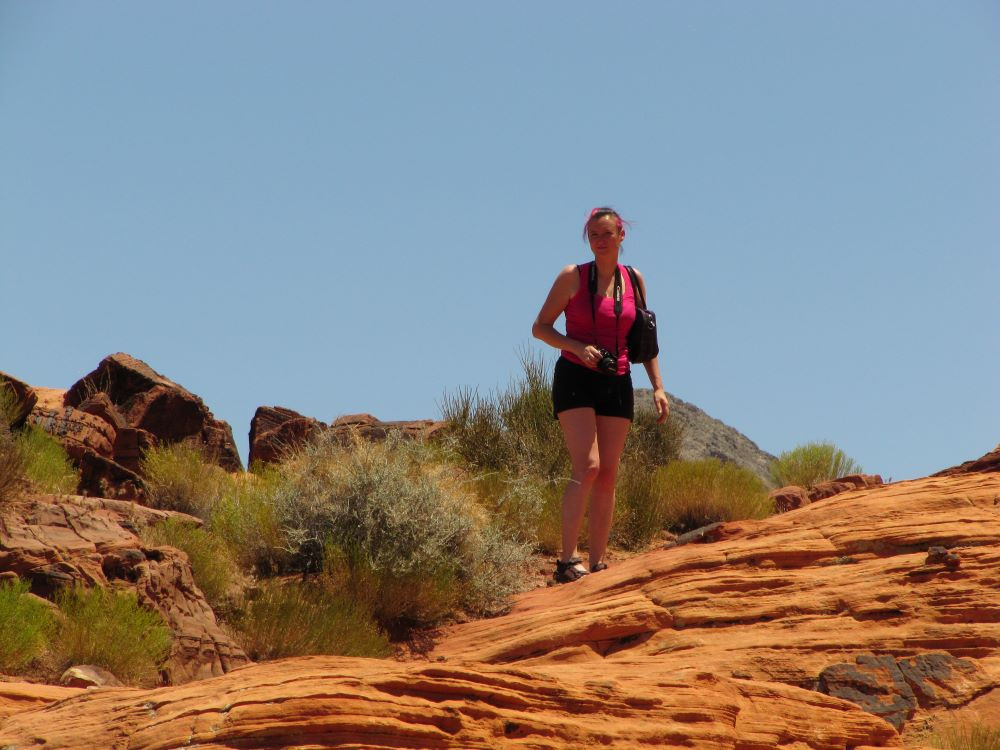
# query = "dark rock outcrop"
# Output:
<box><xmin>636</xmin><ymin>389</ymin><xmax>776</xmax><ymax>483</ymax></box>
<box><xmin>66</xmin><ymin>353</ymin><xmax>242</xmax><ymax>472</ymax></box>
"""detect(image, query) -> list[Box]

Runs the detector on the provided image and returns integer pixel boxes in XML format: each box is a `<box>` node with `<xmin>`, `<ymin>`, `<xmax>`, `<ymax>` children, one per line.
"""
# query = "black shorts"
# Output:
<box><xmin>552</xmin><ymin>357</ymin><xmax>634</xmax><ymax>420</ymax></box>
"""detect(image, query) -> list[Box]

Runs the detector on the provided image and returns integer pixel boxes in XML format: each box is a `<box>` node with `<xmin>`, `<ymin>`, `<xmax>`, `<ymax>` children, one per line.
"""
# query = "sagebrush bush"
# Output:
<box><xmin>16</xmin><ymin>425</ymin><xmax>78</xmax><ymax>495</ymax></box>
<box><xmin>931</xmin><ymin>720</ymin><xmax>1000</xmax><ymax>750</ymax></box>
<box><xmin>229</xmin><ymin>578</ymin><xmax>389</xmax><ymax>660</ymax></box>
<box><xmin>141</xmin><ymin>441</ymin><xmax>230</xmax><ymax>518</ymax></box>
<box><xmin>141</xmin><ymin>517</ymin><xmax>243</xmax><ymax>611</ymax></box>
<box><xmin>770</xmin><ymin>441</ymin><xmax>862</xmax><ymax>489</ymax></box>
<box><xmin>52</xmin><ymin>586</ymin><xmax>172</xmax><ymax>685</ymax></box>
<box><xmin>611</xmin><ymin>459</ymin><xmax>667</xmax><ymax>550</ymax></box>
<box><xmin>656</xmin><ymin>459</ymin><xmax>773</xmax><ymax>534</ymax></box>
<box><xmin>0</xmin><ymin>424</ymin><xmax>25</xmax><ymax>507</ymax></box>
<box><xmin>274</xmin><ymin>431</ymin><xmax>531</xmax><ymax>628</ymax></box>
<box><xmin>0</xmin><ymin>578</ymin><xmax>55</xmax><ymax>672</ymax></box>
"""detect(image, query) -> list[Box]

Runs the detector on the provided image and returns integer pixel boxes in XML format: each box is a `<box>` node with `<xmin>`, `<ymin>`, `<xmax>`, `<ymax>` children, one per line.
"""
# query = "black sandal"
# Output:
<box><xmin>590</xmin><ymin>562</ymin><xmax>608</xmax><ymax>573</ymax></box>
<box><xmin>554</xmin><ymin>556</ymin><xmax>589</xmax><ymax>584</ymax></box>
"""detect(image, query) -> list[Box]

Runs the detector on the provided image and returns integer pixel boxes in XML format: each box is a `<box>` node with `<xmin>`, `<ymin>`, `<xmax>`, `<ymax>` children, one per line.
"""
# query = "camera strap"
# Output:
<box><xmin>587</xmin><ymin>261</ymin><xmax>623</xmax><ymax>364</ymax></box>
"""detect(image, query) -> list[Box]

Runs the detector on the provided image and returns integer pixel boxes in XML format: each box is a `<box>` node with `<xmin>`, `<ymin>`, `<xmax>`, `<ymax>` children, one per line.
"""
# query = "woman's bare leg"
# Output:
<box><xmin>556</xmin><ymin>407</ymin><xmax>599</xmax><ymax>570</ymax></box>
<box><xmin>587</xmin><ymin>415</ymin><xmax>631</xmax><ymax>569</ymax></box>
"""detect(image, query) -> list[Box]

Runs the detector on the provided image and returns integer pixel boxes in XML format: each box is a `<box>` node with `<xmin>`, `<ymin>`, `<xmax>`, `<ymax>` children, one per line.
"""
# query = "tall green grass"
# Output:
<box><xmin>51</xmin><ymin>586</ymin><xmax>172</xmax><ymax>685</ymax></box>
<box><xmin>141</xmin><ymin>517</ymin><xmax>243</xmax><ymax>611</ymax></box>
<box><xmin>770</xmin><ymin>441</ymin><xmax>862</xmax><ymax>489</ymax></box>
<box><xmin>0</xmin><ymin>578</ymin><xmax>55</xmax><ymax>672</ymax></box>
<box><xmin>0</xmin><ymin>423</ymin><xmax>25</xmax><ymax>507</ymax></box>
<box><xmin>656</xmin><ymin>459</ymin><xmax>773</xmax><ymax>534</ymax></box>
<box><xmin>228</xmin><ymin>578</ymin><xmax>389</xmax><ymax>660</ymax></box>
<box><xmin>931</xmin><ymin>721</ymin><xmax>1000</xmax><ymax>750</ymax></box>
<box><xmin>209</xmin><ymin>464</ymin><xmax>288</xmax><ymax>575</ymax></box>
<box><xmin>16</xmin><ymin>425</ymin><xmax>78</xmax><ymax>494</ymax></box>
<box><xmin>141</xmin><ymin>441</ymin><xmax>230</xmax><ymax>518</ymax></box>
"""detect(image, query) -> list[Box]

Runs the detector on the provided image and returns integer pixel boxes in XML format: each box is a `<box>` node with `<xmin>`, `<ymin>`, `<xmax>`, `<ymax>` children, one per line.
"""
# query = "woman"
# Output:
<box><xmin>531</xmin><ymin>207</ymin><xmax>670</xmax><ymax>583</ymax></box>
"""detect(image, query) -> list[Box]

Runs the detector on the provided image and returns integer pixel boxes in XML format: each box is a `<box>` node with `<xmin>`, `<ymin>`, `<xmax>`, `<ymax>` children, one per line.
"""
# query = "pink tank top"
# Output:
<box><xmin>561</xmin><ymin>262</ymin><xmax>636</xmax><ymax>375</ymax></box>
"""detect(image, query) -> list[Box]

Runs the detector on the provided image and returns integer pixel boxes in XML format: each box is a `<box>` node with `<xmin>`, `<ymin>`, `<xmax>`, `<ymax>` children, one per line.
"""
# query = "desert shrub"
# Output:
<box><xmin>468</xmin><ymin>472</ymin><xmax>563</xmax><ymax>552</ymax></box>
<box><xmin>623</xmin><ymin>404</ymin><xmax>683</xmax><ymax>471</ymax></box>
<box><xmin>141</xmin><ymin>517</ymin><xmax>242</xmax><ymax>611</ymax></box>
<box><xmin>769</xmin><ymin>441</ymin><xmax>862</xmax><ymax>489</ymax></box>
<box><xmin>141</xmin><ymin>441</ymin><xmax>230</xmax><ymax>518</ymax></box>
<box><xmin>273</xmin><ymin>432</ymin><xmax>531</xmax><ymax>628</ymax></box>
<box><xmin>209</xmin><ymin>464</ymin><xmax>288</xmax><ymax>575</ymax></box>
<box><xmin>931</xmin><ymin>721</ymin><xmax>1000</xmax><ymax>750</ymax></box>
<box><xmin>0</xmin><ymin>578</ymin><xmax>55</xmax><ymax>672</ymax></box>
<box><xmin>0</xmin><ymin>424</ymin><xmax>26</xmax><ymax>507</ymax></box>
<box><xmin>52</xmin><ymin>586</ymin><xmax>172</xmax><ymax>685</ymax></box>
<box><xmin>441</xmin><ymin>351</ymin><xmax>568</xmax><ymax>480</ymax></box>
<box><xmin>656</xmin><ymin>459</ymin><xmax>773</xmax><ymax>534</ymax></box>
<box><xmin>228</xmin><ymin>577</ymin><xmax>389</xmax><ymax>660</ymax></box>
<box><xmin>16</xmin><ymin>425</ymin><xmax>78</xmax><ymax>495</ymax></box>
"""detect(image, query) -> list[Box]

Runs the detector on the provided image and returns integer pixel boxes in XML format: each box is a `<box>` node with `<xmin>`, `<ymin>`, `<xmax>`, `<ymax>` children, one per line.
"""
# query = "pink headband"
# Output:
<box><xmin>584</xmin><ymin>208</ymin><xmax>625</xmax><ymax>237</ymax></box>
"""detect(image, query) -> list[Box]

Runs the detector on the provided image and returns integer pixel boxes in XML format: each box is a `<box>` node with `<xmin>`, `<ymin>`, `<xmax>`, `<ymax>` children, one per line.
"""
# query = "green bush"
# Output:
<box><xmin>0</xmin><ymin>578</ymin><xmax>55</xmax><ymax>672</ymax></box>
<box><xmin>52</xmin><ymin>586</ymin><xmax>172</xmax><ymax>685</ymax></box>
<box><xmin>656</xmin><ymin>459</ymin><xmax>773</xmax><ymax>534</ymax></box>
<box><xmin>770</xmin><ymin>441</ymin><xmax>862</xmax><ymax>489</ymax></box>
<box><xmin>228</xmin><ymin>578</ymin><xmax>389</xmax><ymax>660</ymax></box>
<box><xmin>931</xmin><ymin>721</ymin><xmax>1000</xmax><ymax>750</ymax></box>
<box><xmin>209</xmin><ymin>464</ymin><xmax>288</xmax><ymax>575</ymax></box>
<box><xmin>611</xmin><ymin>460</ymin><xmax>667</xmax><ymax>550</ymax></box>
<box><xmin>273</xmin><ymin>432</ymin><xmax>531</xmax><ymax>628</ymax></box>
<box><xmin>141</xmin><ymin>441</ymin><xmax>230</xmax><ymax>518</ymax></box>
<box><xmin>16</xmin><ymin>425</ymin><xmax>78</xmax><ymax>495</ymax></box>
<box><xmin>0</xmin><ymin>424</ymin><xmax>25</xmax><ymax>507</ymax></box>
<box><xmin>141</xmin><ymin>517</ymin><xmax>242</xmax><ymax>611</ymax></box>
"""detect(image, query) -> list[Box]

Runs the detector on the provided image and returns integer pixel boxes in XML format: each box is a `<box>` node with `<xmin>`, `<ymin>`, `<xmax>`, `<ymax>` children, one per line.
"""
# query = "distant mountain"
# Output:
<box><xmin>635</xmin><ymin>389</ymin><xmax>776</xmax><ymax>484</ymax></box>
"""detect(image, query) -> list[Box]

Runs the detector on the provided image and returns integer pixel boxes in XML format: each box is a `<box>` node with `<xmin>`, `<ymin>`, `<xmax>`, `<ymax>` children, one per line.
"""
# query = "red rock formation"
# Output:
<box><xmin>329</xmin><ymin>413</ymin><xmax>448</xmax><ymax>443</ymax></box>
<box><xmin>0</xmin><ymin>494</ymin><xmax>249</xmax><ymax>683</ymax></box>
<box><xmin>770</xmin><ymin>473</ymin><xmax>884</xmax><ymax>512</ymax></box>
<box><xmin>65</xmin><ymin>353</ymin><xmax>242</xmax><ymax>471</ymax></box>
<box><xmin>934</xmin><ymin>443</ymin><xmax>1000</xmax><ymax>476</ymax></box>
<box><xmin>248</xmin><ymin>406</ymin><xmax>326</xmax><ymax>467</ymax></box>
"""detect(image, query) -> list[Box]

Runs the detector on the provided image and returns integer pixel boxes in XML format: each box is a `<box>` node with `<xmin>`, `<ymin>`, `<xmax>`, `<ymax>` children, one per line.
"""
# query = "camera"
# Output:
<box><xmin>595</xmin><ymin>348</ymin><xmax>617</xmax><ymax>375</ymax></box>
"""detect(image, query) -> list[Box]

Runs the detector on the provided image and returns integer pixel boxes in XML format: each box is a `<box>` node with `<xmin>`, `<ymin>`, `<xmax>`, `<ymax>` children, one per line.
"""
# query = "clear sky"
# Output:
<box><xmin>2</xmin><ymin>2</ymin><xmax>997</xmax><ymax>481</ymax></box>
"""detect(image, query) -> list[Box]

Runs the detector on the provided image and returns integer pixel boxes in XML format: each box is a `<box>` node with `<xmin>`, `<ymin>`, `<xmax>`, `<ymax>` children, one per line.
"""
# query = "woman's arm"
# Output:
<box><xmin>532</xmin><ymin>265</ymin><xmax>601</xmax><ymax>366</ymax></box>
<box><xmin>632</xmin><ymin>268</ymin><xmax>670</xmax><ymax>424</ymax></box>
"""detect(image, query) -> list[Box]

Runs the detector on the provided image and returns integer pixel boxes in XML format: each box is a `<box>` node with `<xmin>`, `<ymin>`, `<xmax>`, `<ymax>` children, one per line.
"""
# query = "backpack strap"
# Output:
<box><xmin>625</xmin><ymin>265</ymin><xmax>646</xmax><ymax>309</ymax></box>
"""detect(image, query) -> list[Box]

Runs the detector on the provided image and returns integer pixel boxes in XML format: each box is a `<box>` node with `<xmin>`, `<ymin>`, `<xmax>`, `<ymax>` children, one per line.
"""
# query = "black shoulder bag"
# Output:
<box><xmin>624</xmin><ymin>266</ymin><xmax>659</xmax><ymax>363</ymax></box>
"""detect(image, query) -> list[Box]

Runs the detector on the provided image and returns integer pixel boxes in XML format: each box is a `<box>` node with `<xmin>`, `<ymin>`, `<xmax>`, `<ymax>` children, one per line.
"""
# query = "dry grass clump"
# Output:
<box><xmin>656</xmin><ymin>458</ymin><xmax>773</xmax><ymax>534</ymax></box>
<box><xmin>0</xmin><ymin>578</ymin><xmax>56</xmax><ymax>672</ymax></box>
<box><xmin>770</xmin><ymin>441</ymin><xmax>862</xmax><ymax>489</ymax></box>
<box><xmin>931</xmin><ymin>720</ymin><xmax>1000</xmax><ymax>750</ymax></box>
<box><xmin>228</xmin><ymin>577</ymin><xmax>389</xmax><ymax>660</ymax></box>
<box><xmin>209</xmin><ymin>464</ymin><xmax>288</xmax><ymax>575</ymax></box>
<box><xmin>51</xmin><ymin>586</ymin><xmax>172</xmax><ymax>686</ymax></box>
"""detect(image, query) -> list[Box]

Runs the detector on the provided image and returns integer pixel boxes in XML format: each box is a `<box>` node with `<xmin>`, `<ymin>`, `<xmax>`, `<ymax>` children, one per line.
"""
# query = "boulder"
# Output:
<box><xmin>934</xmin><ymin>443</ymin><xmax>1000</xmax><ymax>476</ymax></box>
<box><xmin>247</xmin><ymin>406</ymin><xmax>326</xmax><ymax>467</ymax></box>
<box><xmin>770</xmin><ymin>484</ymin><xmax>811</xmax><ymax>512</ymax></box>
<box><xmin>27</xmin><ymin>404</ymin><xmax>117</xmax><ymax>461</ymax></box>
<box><xmin>60</xmin><ymin>665</ymin><xmax>124</xmax><ymax>689</ymax></box>
<box><xmin>66</xmin><ymin>353</ymin><xmax>242</xmax><ymax>471</ymax></box>
<box><xmin>769</xmin><ymin>474</ymin><xmax>884</xmax><ymax>513</ymax></box>
<box><xmin>329</xmin><ymin>413</ymin><xmax>448</xmax><ymax>444</ymax></box>
<box><xmin>0</xmin><ymin>494</ymin><xmax>249</xmax><ymax>683</ymax></box>
<box><xmin>0</xmin><ymin>371</ymin><xmax>37</xmax><ymax>428</ymax></box>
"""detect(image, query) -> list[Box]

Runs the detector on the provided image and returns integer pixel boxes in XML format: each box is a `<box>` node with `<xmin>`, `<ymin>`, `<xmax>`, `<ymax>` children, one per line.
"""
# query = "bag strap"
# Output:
<box><xmin>625</xmin><ymin>265</ymin><xmax>646</xmax><ymax>309</ymax></box>
<box><xmin>586</xmin><ymin>261</ymin><xmax>622</xmax><ymax>361</ymax></box>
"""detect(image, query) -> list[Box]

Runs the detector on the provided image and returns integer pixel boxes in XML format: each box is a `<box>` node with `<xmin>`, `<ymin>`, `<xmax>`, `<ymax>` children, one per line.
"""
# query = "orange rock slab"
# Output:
<box><xmin>0</xmin><ymin>656</ymin><xmax>902</xmax><ymax>749</ymax></box>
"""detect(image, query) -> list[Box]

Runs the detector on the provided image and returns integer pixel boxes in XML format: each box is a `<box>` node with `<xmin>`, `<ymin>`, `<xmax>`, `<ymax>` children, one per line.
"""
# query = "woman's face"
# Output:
<box><xmin>587</xmin><ymin>215</ymin><xmax>624</xmax><ymax>257</ymax></box>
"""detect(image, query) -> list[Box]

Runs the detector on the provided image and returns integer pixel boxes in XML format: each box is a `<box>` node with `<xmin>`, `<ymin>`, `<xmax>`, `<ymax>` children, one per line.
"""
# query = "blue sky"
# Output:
<box><xmin>2</xmin><ymin>1</ymin><xmax>997</xmax><ymax>481</ymax></box>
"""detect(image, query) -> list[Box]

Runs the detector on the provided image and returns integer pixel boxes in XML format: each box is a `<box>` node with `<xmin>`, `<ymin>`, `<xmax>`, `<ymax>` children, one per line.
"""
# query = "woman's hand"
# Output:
<box><xmin>653</xmin><ymin>389</ymin><xmax>670</xmax><ymax>424</ymax></box>
<box><xmin>576</xmin><ymin>343</ymin><xmax>602</xmax><ymax>370</ymax></box>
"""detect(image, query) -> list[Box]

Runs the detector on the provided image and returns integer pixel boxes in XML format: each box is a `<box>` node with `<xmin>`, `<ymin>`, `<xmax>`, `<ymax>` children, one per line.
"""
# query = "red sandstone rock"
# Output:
<box><xmin>247</xmin><ymin>406</ymin><xmax>326</xmax><ymax>467</ymax></box>
<box><xmin>808</xmin><ymin>473</ymin><xmax>884</xmax><ymax>501</ymax></box>
<box><xmin>0</xmin><ymin>494</ymin><xmax>249</xmax><ymax>683</ymax></box>
<box><xmin>0</xmin><ymin>372</ymin><xmax>37</xmax><ymax>428</ymax></box>
<box><xmin>66</xmin><ymin>353</ymin><xmax>242</xmax><ymax>471</ymax></box>
<box><xmin>934</xmin><ymin>443</ymin><xmax>1000</xmax><ymax>476</ymax></box>
<box><xmin>770</xmin><ymin>484</ymin><xmax>811</xmax><ymax>512</ymax></box>
<box><xmin>330</xmin><ymin>412</ymin><xmax>448</xmax><ymax>443</ymax></box>
<box><xmin>27</xmin><ymin>403</ymin><xmax>117</xmax><ymax>461</ymax></box>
